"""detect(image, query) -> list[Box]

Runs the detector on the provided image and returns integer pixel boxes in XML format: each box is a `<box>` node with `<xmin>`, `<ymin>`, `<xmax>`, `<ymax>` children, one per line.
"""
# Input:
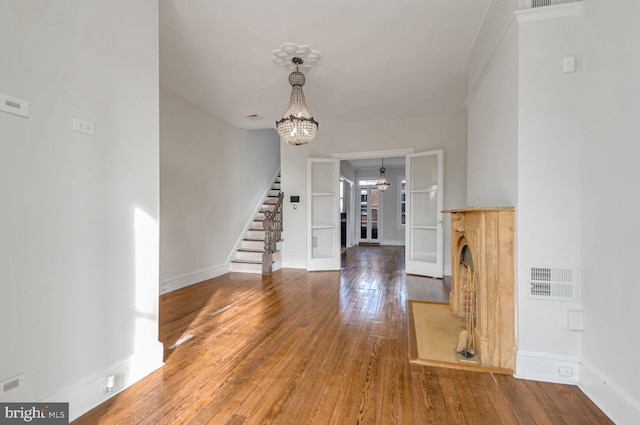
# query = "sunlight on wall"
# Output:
<box><xmin>131</xmin><ymin>207</ymin><xmax>163</xmax><ymax>376</ymax></box>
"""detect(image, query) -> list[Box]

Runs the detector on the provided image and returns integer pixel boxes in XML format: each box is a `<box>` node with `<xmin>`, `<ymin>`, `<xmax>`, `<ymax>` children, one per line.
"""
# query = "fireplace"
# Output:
<box><xmin>444</xmin><ymin>207</ymin><xmax>516</xmax><ymax>372</ymax></box>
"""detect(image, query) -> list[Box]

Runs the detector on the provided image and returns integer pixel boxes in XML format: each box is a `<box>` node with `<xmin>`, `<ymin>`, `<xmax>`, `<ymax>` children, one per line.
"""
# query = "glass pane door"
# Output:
<box><xmin>405</xmin><ymin>150</ymin><xmax>444</xmax><ymax>277</ymax></box>
<box><xmin>358</xmin><ymin>184</ymin><xmax>380</xmax><ymax>243</ymax></box>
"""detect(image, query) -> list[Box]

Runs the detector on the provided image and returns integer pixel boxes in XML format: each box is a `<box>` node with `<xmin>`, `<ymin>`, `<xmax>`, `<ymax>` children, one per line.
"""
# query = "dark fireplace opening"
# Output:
<box><xmin>456</xmin><ymin>244</ymin><xmax>479</xmax><ymax>363</ymax></box>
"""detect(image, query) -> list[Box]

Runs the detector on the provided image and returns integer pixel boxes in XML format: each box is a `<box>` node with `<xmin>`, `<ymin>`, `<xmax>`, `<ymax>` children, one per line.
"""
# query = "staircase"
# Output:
<box><xmin>230</xmin><ymin>177</ymin><xmax>283</xmax><ymax>274</ymax></box>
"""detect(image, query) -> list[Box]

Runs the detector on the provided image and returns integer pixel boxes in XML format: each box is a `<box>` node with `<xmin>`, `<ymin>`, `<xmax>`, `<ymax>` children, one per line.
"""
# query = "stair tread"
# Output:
<box><xmin>231</xmin><ymin>259</ymin><xmax>276</xmax><ymax>264</ymax></box>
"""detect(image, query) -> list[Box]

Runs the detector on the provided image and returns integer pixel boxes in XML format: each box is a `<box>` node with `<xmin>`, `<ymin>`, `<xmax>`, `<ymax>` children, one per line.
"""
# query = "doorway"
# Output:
<box><xmin>358</xmin><ymin>181</ymin><xmax>381</xmax><ymax>244</ymax></box>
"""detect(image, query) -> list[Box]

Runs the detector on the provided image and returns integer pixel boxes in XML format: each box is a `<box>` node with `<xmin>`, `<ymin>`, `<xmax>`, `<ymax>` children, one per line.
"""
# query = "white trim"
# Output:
<box><xmin>515</xmin><ymin>2</ymin><xmax>582</xmax><ymax>22</ymax></box>
<box><xmin>332</xmin><ymin>148</ymin><xmax>414</xmax><ymax>161</ymax></box>
<box><xmin>396</xmin><ymin>176</ymin><xmax>406</xmax><ymax>230</ymax></box>
<box><xmin>43</xmin><ymin>350</ymin><xmax>164</xmax><ymax>422</ymax></box>
<box><xmin>463</xmin><ymin>0</ymin><xmax>507</xmax><ymax>74</ymax></box>
<box><xmin>381</xmin><ymin>239</ymin><xmax>405</xmax><ymax>247</ymax></box>
<box><xmin>160</xmin><ymin>263</ymin><xmax>230</xmax><ymax>294</ymax></box>
<box><xmin>580</xmin><ymin>360</ymin><xmax>640</xmax><ymax>425</ymax></box>
<box><xmin>465</xmin><ymin>16</ymin><xmax>517</xmax><ymax>105</ymax></box>
<box><xmin>515</xmin><ymin>350</ymin><xmax>580</xmax><ymax>384</ymax></box>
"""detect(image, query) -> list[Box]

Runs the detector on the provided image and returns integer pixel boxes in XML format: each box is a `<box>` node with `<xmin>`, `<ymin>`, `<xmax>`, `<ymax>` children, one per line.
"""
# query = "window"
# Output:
<box><xmin>397</xmin><ymin>177</ymin><xmax>406</xmax><ymax>228</ymax></box>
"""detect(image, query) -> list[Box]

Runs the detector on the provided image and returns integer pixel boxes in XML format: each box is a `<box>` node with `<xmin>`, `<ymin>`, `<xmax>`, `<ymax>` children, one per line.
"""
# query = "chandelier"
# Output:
<box><xmin>377</xmin><ymin>159</ymin><xmax>390</xmax><ymax>192</ymax></box>
<box><xmin>275</xmin><ymin>57</ymin><xmax>319</xmax><ymax>146</ymax></box>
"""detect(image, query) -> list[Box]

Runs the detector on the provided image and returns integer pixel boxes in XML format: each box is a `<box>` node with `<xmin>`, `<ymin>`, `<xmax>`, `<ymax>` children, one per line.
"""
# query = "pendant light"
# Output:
<box><xmin>275</xmin><ymin>57</ymin><xmax>319</xmax><ymax>146</ymax></box>
<box><xmin>377</xmin><ymin>159</ymin><xmax>390</xmax><ymax>192</ymax></box>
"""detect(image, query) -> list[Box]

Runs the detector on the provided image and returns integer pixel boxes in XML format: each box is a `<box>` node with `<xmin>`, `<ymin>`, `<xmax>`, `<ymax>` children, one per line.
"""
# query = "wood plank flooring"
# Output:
<box><xmin>74</xmin><ymin>245</ymin><xmax>613</xmax><ymax>424</ymax></box>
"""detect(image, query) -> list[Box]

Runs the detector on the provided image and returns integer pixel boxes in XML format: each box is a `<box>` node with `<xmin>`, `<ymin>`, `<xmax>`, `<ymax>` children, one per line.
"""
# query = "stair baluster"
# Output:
<box><xmin>262</xmin><ymin>192</ymin><xmax>284</xmax><ymax>275</ymax></box>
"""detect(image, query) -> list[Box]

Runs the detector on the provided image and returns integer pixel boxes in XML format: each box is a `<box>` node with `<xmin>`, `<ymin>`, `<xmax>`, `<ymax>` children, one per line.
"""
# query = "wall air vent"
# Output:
<box><xmin>1</xmin><ymin>374</ymin><xmax>24</xmax><ymax>394</ymax></box>
<box><xmin>519</xmin><ymin>0</ymin><xmax>580</xmax><ymax>9</ymax></box>
<box><xmin>529</xmin><ymin>267</ymin><xmax>577</xmax><ymax>301</ymax></box>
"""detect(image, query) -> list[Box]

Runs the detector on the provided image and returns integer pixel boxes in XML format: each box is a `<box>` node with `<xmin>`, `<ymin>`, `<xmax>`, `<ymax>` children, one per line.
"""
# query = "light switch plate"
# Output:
<box><xmin>568</xmin><ymin>310</ymin><xmax>584</xmax><ymax>331</ymax></box>
<box><xmin>0</xmin><ymin>92</ymin><xmax>30</xmax><ymax>118</ymax></box>
<box><xmin>563</xmin><ymin>56</ymin><xmax>577</xmax><ymax>73</ymax></box>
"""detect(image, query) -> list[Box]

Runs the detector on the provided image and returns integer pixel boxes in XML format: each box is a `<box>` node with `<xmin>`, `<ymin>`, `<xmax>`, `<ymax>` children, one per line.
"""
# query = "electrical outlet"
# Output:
<box><xmin>557</xmin><ymin>365</ymin><xmax>573</xmax><ymax>377</ymax></box>
<box><xmin>73</xmin><ymin>117</ymin><xmax>96</xmax><ymax>135</ymax></box>
<box><xmin>98</xmin><ymin>373</ymin><xmax>122</xmax><ymax>396</ymax></box>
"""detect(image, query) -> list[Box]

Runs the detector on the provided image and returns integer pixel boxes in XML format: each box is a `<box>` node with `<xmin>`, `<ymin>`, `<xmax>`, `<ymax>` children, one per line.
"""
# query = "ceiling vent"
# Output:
<box><xmin>529</xmin><ymin>266</ymin><xmax>577</xmax><ymax>301</ymax></box>
<box><xmin>245</xmin><ymin>114</ymin><xmax>264</xmax><ymax>121</ymax></box>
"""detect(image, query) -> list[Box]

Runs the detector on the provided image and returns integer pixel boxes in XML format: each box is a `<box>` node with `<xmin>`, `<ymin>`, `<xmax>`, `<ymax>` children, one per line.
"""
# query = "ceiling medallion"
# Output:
<box><xmin>272</xmin><ymin>43</ymin><xmax>321</xmax><ymax>70</ymax></box>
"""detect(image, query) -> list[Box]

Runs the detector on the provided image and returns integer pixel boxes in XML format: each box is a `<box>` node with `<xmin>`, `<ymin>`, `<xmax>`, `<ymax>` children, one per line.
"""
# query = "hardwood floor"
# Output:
<box><xmin>74</xmin><ymin>246</ymin><xmax>613</xmax><ymax>424</ymax></box>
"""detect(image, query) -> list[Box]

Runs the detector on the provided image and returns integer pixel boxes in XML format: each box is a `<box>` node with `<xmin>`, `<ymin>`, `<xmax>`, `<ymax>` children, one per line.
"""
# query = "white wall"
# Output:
<box><xmin>467</xmin><ymin>1</ymin><xmax>640</xmax><ymax>421</ymax></box>
<box><xmin>0</xmin><ymin>1</ymin><xmax>162</xmax><ymax>419</ymax></box>
<box><xmin>160</xmin><ymin>89</ymin><xmax>280</xmax><ymax>292</ymax></box>
<box><xmin>516</xmin><ymin>7</ymin><xmax>582</xmax><ymax>369</ymax></box>
<box><xmin>466</xmin><ymin>23</ymin><xmax>519</xmax><ymax>207</ymax></box>
<box><xmin>381</xmin><ymin>167</ymin><xmax>405</xmax><ymax>245</ymax></box>
<box><xmin>578</xmin><ymin>0</ymin><xmax>640</xmax><ymax>422</ymax></box>
<box><xmin>466</xmin><ymin>0</ymin><xmax>585</xmax><ymax>381</ymax></box>
<box><xmin>281</xmin><ymin>110</ymin><xmax>468</xmax><ymax>272</ymax></box>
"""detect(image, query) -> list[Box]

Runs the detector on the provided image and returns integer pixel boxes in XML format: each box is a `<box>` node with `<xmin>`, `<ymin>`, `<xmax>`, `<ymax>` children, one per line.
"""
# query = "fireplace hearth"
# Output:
<box><xmin>444</xmin><ymin>207</ymin><xmax>516</xmax><ymax>372</ymax></box>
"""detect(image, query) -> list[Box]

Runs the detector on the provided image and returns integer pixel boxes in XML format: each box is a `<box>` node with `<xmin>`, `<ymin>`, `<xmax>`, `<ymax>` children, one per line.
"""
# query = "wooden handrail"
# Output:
<box><xmin>262</xmin><ymin>192</ymin><xmax>284</xmax><ymax>275</ymax></box>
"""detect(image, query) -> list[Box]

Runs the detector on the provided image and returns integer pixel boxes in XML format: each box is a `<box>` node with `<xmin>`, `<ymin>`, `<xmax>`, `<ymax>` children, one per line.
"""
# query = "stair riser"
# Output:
<box><xmin>229</xmin><ymin>262</ymin><xmax>262</xmax><ymax>274</ymax></box>
<box><xmin>230</xmin><ymin>261</ymin><xmax>282</xmax><ymax>274</ymax></box>
<box><xmin>236</xmin><ymin>251</ymin><xmax>281</xmax><ymax>262</ymax></box>
<box><xmin>242</xmin><ymin>240</ymin><xmax>264</xmax><ymax>250</ymax></box>
<box><xmin>236</xmin><ymin>251</ymin><xmax>262</xmax><ymax>261</ymax></box>
<box><xmin>247</xmin><ymin>230</ymin><xmax>266</xmax><ymax>239</ymax></box>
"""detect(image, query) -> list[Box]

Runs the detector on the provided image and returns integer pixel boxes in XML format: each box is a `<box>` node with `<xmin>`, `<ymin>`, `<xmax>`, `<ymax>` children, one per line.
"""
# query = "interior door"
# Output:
<box><xmin>405</xmin><ymin>150</ymin><xmax>444</xmax><ymax>277</ymax></box>
<box><xmin>307</xmin><ymin>158</ymin><xmax>340</xmax><ymax>271</ymax></box>
<box><xmin>358</xmin><ymin>185</ymin><xmax>381</xmax><ymax>243</ymax></box>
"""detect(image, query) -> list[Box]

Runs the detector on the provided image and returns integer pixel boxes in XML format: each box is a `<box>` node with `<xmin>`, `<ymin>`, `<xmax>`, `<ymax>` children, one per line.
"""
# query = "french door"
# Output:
<box><xmin>358</xmin><ymin>185</ymin><xmax>381</xmax><ymax>243</ymax></box>
<box><xmin>307</xmin><ymin>158</ymin><xmax>340</xmax><ymax>271</ymax></box>
<box><xmin>405</xmin><ymin>150</ymin><xmax>444</xmax><ymax>277</ymax></box>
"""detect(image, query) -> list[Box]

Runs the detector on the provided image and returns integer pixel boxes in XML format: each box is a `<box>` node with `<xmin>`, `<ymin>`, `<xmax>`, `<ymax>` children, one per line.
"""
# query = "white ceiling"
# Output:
<box><xmin>159</xmin><ymin>0</ymin><xmax>492</xmax><ymax>131</ymax></box>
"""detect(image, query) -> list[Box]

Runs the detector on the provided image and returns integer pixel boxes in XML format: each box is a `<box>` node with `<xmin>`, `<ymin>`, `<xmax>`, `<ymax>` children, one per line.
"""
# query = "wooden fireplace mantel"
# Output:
<box><xmin>443</xmin><ymin>207</ymin><xmax>516</xmax><ymax>372</ymax></box>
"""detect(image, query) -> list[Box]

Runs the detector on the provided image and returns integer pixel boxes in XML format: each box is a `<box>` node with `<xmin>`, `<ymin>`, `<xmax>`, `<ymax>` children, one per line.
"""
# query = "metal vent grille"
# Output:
<box><xmin>520</xmin><ymin>0</ymin><xmax>580</xmax><ymax>9</ymax></box>
<box><xmin>529</xmin><ymin>267</ymin><xmax>577</xmax><ymax>300</ymax></box>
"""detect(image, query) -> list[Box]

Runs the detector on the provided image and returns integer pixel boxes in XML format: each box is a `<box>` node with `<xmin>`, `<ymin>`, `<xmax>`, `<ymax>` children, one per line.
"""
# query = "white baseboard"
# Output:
<box><xmin>579</xmin><ymin>360</ymin><xmax>640</xmax><ymax>425</ymax></box>
<box><xmin>381</xmin><ymin>240</ymin><xmax>405</xmax><ymax>246</ymax></box>
<box><xmin>160</xmin><ymin>264</ymin><xmax>230</xmax><ymax>294</ymax></box>
<box><xmin>43</xmin><ymin>344</ymin><xmax>164</xmax><ymax>422</ymax></box>
<box><xmin>514</xmin><ymin>350</ymin><xmax>580</xmax><ymax>384</ymax></box>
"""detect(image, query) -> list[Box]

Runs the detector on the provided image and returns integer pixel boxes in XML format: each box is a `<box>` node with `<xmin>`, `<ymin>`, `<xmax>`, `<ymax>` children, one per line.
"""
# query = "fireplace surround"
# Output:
<box><xmin>444</xmin><ymin>207</ymin><xmax>516</xmax><ymax>372</ymax></box>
